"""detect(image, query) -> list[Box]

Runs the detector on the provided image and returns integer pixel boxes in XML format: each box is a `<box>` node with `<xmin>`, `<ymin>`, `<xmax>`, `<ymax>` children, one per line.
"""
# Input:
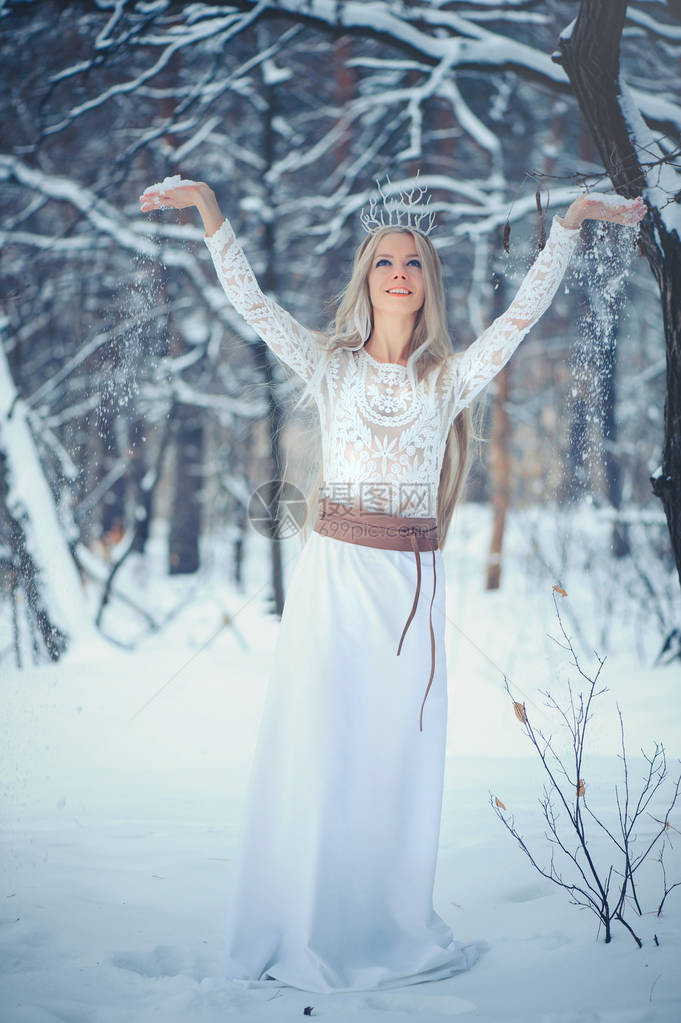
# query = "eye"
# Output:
<box><xmin>408</xmin><ymin>258</ymin><xmax>421</xmax><ymax>268</ymax></box>
<box><xmin>376</xmin><ymin>258</ymin><xmax>391</xmax><ymax>267</ymax></box>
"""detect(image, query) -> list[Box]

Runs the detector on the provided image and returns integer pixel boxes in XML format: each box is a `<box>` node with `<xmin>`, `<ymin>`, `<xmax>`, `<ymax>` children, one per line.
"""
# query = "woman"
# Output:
<box><xmin>140</xmin><ymin>179</ymin><xmax>645</xmax><ymax>993</ymax></box>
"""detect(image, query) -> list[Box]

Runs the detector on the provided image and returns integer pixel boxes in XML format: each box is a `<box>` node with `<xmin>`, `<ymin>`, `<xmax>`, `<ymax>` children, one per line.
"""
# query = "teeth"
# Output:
<box><xmin>387</xmin><ymin>288</ymin><xmax>410</xmax><ymax>294</ymax></box>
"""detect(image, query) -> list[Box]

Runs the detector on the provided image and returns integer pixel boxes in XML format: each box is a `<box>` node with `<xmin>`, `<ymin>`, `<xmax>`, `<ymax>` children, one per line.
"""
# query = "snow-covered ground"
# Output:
<box><xmin>2</xmin><ymin>503</ymin><xmax>680</xmax><ymax>1022</ymax></box>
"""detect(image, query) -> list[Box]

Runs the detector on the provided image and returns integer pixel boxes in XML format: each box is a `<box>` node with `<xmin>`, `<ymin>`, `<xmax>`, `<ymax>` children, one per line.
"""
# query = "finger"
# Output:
<box><xmin>140</xmin><ymin>196</ymin><xmax>174</xmax><ymax>210</ymax></box>
<box><xmin>595</xmin><ymin>201</ymin><xmax>645</xmax><ymax>224</ymax></box>
<box><xmin>142</xmin><ymin>190</ymin><xmax>173</xmax><ymax>203</ymax></box>
<box><xmin>140</xmin><ymin>190</ymin><xmax>178</xmax><ymax>208</ymax></box>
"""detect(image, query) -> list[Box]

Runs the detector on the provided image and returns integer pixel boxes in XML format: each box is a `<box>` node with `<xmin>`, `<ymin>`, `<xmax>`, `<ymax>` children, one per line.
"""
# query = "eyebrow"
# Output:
<box><xmin>375</xmin><ymin>252</ymin><xmax>420</xmax><ymax>259</ymax></box>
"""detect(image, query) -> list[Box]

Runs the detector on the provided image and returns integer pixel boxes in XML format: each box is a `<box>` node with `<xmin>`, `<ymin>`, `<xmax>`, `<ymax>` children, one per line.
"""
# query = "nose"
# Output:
<box><xmin>393</xmin><ymin>269</ymin><xmax>407</xmax><ymax>279</ymax></box>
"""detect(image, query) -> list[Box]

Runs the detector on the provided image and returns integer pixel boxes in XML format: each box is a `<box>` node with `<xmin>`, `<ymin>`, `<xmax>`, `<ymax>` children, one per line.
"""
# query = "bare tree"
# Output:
<box><xmin>1</xmin><ymin>0</ymin><xmax>677</xmax><ymax>660</ymax></box>
<box><xmin>492</xmin><ymin>590</ymin><xmax>681</xmax><ymax>945</ymax></box>
<box><xmin>556</xmin><ymin>0</ymin><xmax>681</xmax><ymax>589</ymax></box>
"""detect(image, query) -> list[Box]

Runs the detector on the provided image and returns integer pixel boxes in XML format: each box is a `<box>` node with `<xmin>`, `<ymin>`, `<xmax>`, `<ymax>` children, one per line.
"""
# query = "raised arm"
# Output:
<box><xmin>447</xmin><ymin>215</ymin><xmax>580</xmax><ymax>418</ymax></box>
<box><xmin>444</xmin><ymin>193</ymin><xmax>647</xmax><ymax>422</ymax></box>
<box><xmin>140</xmin><ymin>178</ymin><xmax>324</xmax><ymax>384</ymax></box>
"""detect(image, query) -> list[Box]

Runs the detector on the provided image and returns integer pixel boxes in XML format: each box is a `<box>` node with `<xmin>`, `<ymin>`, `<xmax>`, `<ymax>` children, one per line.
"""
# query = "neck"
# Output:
<box><xmin>366</xmin><ymin>310</ymin><xmax>417</xmax><ymax>365</ymax></box>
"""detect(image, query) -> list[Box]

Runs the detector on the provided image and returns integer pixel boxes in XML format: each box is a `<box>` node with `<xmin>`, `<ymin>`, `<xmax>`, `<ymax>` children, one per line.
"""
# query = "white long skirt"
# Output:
<box><xmin>223</xmin><ymin>529</ymin><xmax>480</xmax><ymax>993</ymax></box>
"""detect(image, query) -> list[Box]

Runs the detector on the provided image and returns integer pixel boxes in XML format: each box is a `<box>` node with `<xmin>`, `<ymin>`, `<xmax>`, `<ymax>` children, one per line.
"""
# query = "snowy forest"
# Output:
<box><xmin>0</xmin><ymin>0</ymin><xmax>679</xmax><ymax>663</ymax></box>
<box><xmin>2</xmin><ymin>2</ymin><xmax>681</xmax><ymax>1020</ymax></box>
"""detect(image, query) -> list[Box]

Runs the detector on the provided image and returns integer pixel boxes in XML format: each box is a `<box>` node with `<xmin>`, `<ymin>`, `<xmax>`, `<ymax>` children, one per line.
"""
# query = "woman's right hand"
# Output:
<box><xmin>139</xmin><ymin>179</ymin><xmax>224</xmax><ymax>237</ymax></box>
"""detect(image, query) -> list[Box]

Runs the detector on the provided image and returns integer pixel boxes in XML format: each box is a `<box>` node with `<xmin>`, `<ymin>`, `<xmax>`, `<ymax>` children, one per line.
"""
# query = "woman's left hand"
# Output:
<box><xmin>560</xmin><ymin>193</ymin><xmax>647</xmax><ymax>230</ymax></box>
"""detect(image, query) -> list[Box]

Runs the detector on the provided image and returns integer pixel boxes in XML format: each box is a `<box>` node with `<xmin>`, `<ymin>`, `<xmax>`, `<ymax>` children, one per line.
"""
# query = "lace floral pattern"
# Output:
<box><xmin>364</xmin><ymin>374</ymin><xmax>411</xmax><ymax>418</ymax></box>
<box><xmin>440</xmin><ymin>217</ymin><xmax>581</xmax><ymax>425</ymax></box>
<box><xmin>205</xmin><ymin>219</ymin><xmax>325</xmax><ymax>384</ymax></box>
<box><xmin>205</xmin><ymin>214</ymin><xmax>580</xmax><ymax>519</ymax></box>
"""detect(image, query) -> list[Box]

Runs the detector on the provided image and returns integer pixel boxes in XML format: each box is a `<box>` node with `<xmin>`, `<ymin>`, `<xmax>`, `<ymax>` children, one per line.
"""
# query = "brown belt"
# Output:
<box><xmin>312</xmin><ymin>499</ymin><xmax>440</xmax><ymax>732</ymax></box>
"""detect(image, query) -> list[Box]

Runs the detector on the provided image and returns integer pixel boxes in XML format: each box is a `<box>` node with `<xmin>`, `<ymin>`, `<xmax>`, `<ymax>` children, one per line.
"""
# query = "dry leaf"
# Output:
<box><xmin>577</xmin><ymin>779</ymin><xmax>586</xmax><ymax>797</ymax></box>
<box><xmin>503</xmin><ymin>221</ymin><xmax>511</xmax><ymax>253</ymax></box>
<box><xmin>553</xmin><ymin>584</ymin><xmax>568</xmax><ymax>597</ymax></box>
<box><xmin>665</xmin><ymin>819</ymin><xmax>670</xmax><ymax>830</ymax></box>
<box><xmin>535</xmin><ymin>186</ymin><xmax>546</xmax><ymax>249</ymax></box>
<box><xmin>513</xmin><ymin>701</ymin><xmax>528</xmax><ymax>724</ymax></box>
<box><xmin>494</xmin><ymin>796</ymin><xmax>507</xmax><ymax>810</ymax></box>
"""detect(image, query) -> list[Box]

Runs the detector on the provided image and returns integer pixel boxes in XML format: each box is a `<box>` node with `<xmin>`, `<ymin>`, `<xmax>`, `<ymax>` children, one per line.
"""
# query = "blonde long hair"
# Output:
<box><xmin>283</xmin><ymin>225</ymin><xmax>480</xmax><ymax>550</ymax></box>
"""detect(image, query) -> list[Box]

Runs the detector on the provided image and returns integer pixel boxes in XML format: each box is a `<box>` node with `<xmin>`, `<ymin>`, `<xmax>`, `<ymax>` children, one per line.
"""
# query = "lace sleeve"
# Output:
<box><xmin>204</xmin><ymin>218</ymin><xmax>324</xmax><ymax>384</ymax></box>
<box><xmin>445</xmin><ymin>214</ymin><xmax>580</xmax><ymax>422</ymax></box>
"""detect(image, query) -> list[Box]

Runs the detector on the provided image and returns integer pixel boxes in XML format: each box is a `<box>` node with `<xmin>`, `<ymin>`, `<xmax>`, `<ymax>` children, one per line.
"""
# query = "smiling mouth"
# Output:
<box><xmin>386</xmin><ymin>288</ymin><xmax>412</xmax><ymax>295</ymax></box>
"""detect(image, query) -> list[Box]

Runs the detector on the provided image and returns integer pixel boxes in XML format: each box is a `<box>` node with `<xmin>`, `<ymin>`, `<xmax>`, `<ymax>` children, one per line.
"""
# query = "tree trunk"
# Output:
<box><xmin>486</xmin><ymin>229</ymin><xmax>511</xmax><ymax>590</ymax></box>
<box><xmin>130</xmin><ymin>415</ymin><xmax>151</xmax><ymax>555</ymax></box>
<box><xmin>159</xmin><ymin>91</ymin><xmax>204</xmax><ymax>577</ymax></box>
<box><xmin>168</xmin><ymin>404</ymin><xmax>203</xmax><ymax>574</ymax></box>
<box><xmin>563</xmin><ymin>391</ymin><xmax>589</xmax><ymax>503</ymax></box>
<box><xmin>259</xmin><ymin>52</ymin><xmax>286</xmax><ymax>617</ymax></box>
<box><xmin>579</xmin><ymin>217</ymin><xmax>630</xmax><ymax>556</ymax></box>
<box><xmin>593</xmin><ymin>299</ymin><xmax>630</xmax><ymax>557</ymax></box>
<box><xmin>0</xmin><ymin>334</ymin><xmax>90</xmax><ymax>659</ymax></box>
<box><xmin>556</xmin><ymin>0</ymin><xmax>681</xmax><ymax>589</ymax></box>
<box><xmin>233</xmin><ymin>501</ymin><xmax>249</xmax><ymax>590</ymax></box>
<box><xmin>485</xmin><ymin>362</ymin><xmax>510</xmax><ymax>591</ymax></box>
<box><xmin>100</xmin><ymin>328</ymin><xmax>124</xmax><ymax>544</ymax></box>
<box><xmin>162</xmin><ymin>217</ymin><xmax>203</xmax><ymax>576</ymax></box>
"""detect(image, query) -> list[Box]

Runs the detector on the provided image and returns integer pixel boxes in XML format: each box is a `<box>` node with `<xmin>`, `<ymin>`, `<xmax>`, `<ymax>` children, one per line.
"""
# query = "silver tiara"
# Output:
<box><xmin>360</xmin><ymin>172</ymin><xmax>437</xmax><ymax>237</ymax></box>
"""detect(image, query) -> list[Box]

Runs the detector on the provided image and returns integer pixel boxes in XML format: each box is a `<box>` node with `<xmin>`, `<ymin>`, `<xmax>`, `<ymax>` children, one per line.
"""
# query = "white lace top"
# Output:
<box><xmin>205</xmin><ymin>215</ymin><xmax>580</xmax><ymax>518</ymax></box>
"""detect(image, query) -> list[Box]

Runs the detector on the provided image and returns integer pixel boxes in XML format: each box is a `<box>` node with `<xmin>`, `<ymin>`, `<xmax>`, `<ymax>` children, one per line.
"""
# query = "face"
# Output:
<box><xmin>366</xmin><ymin>232</ymin><xmax>425</xmax><ymax>318</ymax></box>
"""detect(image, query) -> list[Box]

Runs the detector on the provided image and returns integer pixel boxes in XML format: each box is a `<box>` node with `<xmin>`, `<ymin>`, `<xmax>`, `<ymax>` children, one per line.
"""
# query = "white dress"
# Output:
<box><xmin>205</xmin><ymin>215</ymin><xmax>580</xmax><ymax>993</ymax></box>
